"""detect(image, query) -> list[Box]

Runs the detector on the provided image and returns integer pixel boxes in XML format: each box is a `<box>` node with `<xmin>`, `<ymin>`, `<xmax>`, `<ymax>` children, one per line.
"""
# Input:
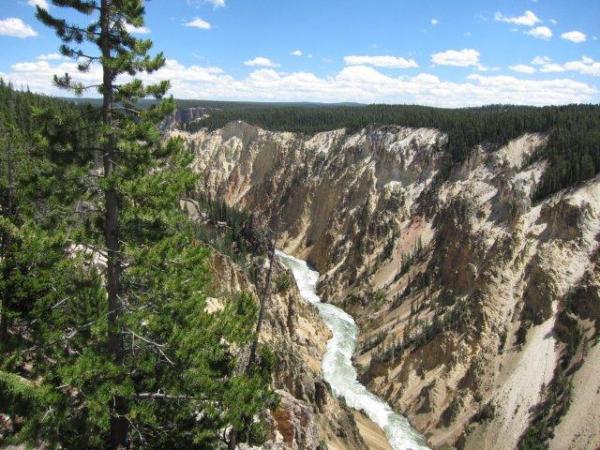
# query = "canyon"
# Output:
<box><xmin>175</xmin><ymin>120</ymin><xmax>600</xmax><ymax>450</ymax></box>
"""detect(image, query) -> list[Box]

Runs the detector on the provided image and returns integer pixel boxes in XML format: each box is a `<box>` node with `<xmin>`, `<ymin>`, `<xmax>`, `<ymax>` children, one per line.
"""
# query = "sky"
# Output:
<box><xmin>1</xmin><ymin>0</ymin><xmax>599</xmax><ymax>106</ymax></box>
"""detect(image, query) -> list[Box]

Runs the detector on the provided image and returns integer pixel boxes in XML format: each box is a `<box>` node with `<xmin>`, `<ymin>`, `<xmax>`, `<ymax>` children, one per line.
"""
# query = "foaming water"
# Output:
<box><xmin>277</xmin><ymin>250</ymin><xmax>430</xmax><ymax>450</ymax></box>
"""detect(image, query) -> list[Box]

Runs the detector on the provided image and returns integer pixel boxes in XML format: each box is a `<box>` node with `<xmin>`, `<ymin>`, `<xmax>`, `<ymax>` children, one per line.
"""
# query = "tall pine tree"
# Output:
<box><xmin>15</xmin><ymin>2</ymin><xmax>276</xmax><ymax>448</ymax></box>
<box><xmin>35</xmin><ymin>1</ymin><xmax>171</xmax><ymax>445</ymax></box>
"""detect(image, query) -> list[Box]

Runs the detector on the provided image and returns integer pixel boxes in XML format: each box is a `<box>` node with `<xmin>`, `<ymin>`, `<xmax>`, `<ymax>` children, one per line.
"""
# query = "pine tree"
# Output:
<box><xmin>12</xmin><ymin>2</ymin><xmax>276</xmax><ymax>448</ymax></box>
<box><xmin>35</xmin><ymin>2</ymin><xmax>172</xmax><ymax>445</ymax></box>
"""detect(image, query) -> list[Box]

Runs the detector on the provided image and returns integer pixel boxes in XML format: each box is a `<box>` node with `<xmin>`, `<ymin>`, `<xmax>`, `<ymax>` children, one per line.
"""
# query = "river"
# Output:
<box><xmin>276</xmin><ymin>251</ymin><xmax>430</xmax><ymax>450</ymax></box>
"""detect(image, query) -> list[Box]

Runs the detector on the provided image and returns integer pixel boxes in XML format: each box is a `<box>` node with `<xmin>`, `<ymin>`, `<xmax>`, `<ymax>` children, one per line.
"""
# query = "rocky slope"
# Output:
<box><xmin>205</xmin><ymin>249</ymin><xmax>368</xmax><ymax>450</ymax></box>
<box><xmin>174</xmin><ymin>121</ymin><xmax>600</xmax><ymax>449</ymax></box>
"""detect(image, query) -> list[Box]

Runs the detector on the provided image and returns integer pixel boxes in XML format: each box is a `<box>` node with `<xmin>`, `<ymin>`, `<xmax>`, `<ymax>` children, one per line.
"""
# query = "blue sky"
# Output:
<box><xmin>1</xmin><ymin>0</ymin><xmax>599</xmax><ymax>106</ymax></box>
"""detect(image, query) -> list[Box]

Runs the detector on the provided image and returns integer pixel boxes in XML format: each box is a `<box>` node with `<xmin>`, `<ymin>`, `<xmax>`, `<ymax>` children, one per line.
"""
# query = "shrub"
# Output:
<box><xmin>275</xmin><ymin>272</ymin><xmax>292</xmax><ymax>293</ymax></box>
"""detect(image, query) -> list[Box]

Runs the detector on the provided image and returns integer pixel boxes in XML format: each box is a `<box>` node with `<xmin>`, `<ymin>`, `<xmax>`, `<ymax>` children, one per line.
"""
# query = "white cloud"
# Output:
<box><xmin>494</xmin><ymin>10</ymin><xmax>541</xmax><ymax>27</ymax></box>
<box><xmin>185</xmin><ymin>18</ymin><xmax>211</xmax><ymax>30</ymax></box>
<box><xmin>431</xmin><ymin>49</ymin><xmax>480</xmax><ymax>67</ymax></box>
<box><xmin>431</xmin><ymin>18</ymin><xmax>439</xmax><ymax>26</ymax></box>
<box><xmin>27</xmin><ymin>0</ymin><xmax>49</xmax><ymax>8</ymax></box>
<box><xmin>344</xmin><ymin>55</ymin><xmax>418</xmax><ymax>69</ymax></box>
<box><xmin>563</xmin><ymin>56</ymin><xmax>600</xmax><ymax>77</ymax></box>
<box><xmin>527</xmin><ymin>26</ymin><xmax>552</xmax><ymax>40</ymax></box>
<box><xmin>37</xmin><ymin>53</ymin><xmax>63</xmax><ymax>61</ymax></box>
<box><xmin>539</xmin><ymin>63</ymin><xmax>566</xmax><ymax>73</ymax></box>
<box><xmin>124</xmin><ymin>23</ymin><xmax>150</xmax><ymax>34</ymax></box>
<box><xmin>561</xmin><ymin>30</ymin><xmax>587</xmax><ymax>43</ymax></box>
<box><xmin>187</xmin><ymin>0</ymin><xmax>225</xmax><ymax>7</ymax></box>
<box><xmin>1</xmin><ymin>58</ymin><xmax>596</xmax><ymax>107</ymax></box>
<box><xmin>530</xmin><ymin>56</ymin><xmax>600</xmax><ymax>76</ymax></box>
<box><xmin>0</xmin><ymin>18</ymin><xmax>38</xmax><ymax>38</ymax></box>
<box><xmin>477</xmin><ymin>65</ymin><xmax>501</xmax><ymax>73</ymax></box>
<box><xmin>510</xmin><ymin>64</ymin><xmax>536</xmax><ymax>74</ymax></box>
<box><xmin>291</xmin><ymin>50</ymin><xmax>303</xmax><ymax>57</ymax></box>
<box><xmin>532</xmin><ymin>56</ymin><xmax>553</xmax><ymax>66</ymax></box>
<box><xmin>550</xmin><ymin>18</ymin><xmax>558</xmax><ymax>25</ymax></box>
<box><xmin>244</xmin><ymin>57</ymin><xmax>279</xmax><ymax>68</ymax></box>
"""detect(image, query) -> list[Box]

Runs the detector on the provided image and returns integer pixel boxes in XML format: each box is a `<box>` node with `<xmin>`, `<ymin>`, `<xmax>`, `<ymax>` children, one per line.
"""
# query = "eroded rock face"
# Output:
<box><xmin>183</xmin><ymin>123</ymin><xmax>600</xmax><ymax>450</ymax></box>
<box><xmin>539</xmin><ymin>196</ymin><xmax>594</xmax><ymax>242</ymax></box>
<box><xmin>161</xmin><ymin>107</ymin><xmax>210</xmax><ymax>131</ymax></box>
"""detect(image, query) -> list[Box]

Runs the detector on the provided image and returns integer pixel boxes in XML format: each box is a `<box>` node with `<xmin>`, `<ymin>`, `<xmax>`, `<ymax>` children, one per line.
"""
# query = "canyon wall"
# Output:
<box><xmin>177</xmin><ymin>121</ymin><xmax>600</xmax><ymax>449</ymax></box>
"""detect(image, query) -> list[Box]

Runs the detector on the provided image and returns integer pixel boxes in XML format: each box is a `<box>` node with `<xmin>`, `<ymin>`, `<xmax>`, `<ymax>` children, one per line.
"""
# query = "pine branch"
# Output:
<box><xmin>123</xmin><ymin>328</ymin><xmax>174</xmax><ymax>366</ymax></box>
<box><xmin>135</xmin><ymin>392</ymin><xmax>194</xmax><ymax>400</ymax></box>
<box><xmin>51</xmin><ymin>0</ymin><xmax>99</xmax><ymax>14</ymax></box>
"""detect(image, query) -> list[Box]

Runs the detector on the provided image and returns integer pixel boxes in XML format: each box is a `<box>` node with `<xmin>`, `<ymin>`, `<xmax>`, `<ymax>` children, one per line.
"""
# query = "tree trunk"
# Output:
<box><xmin>248</xmin><ymin>235</ymin><xmax>275</xmax><ymax>369</ymax></box>
<box><xmin>227</xmin><ymin>428</ymin><xmax>238</xmax><ymax>450</ymax></box>
<box><xmin>100</xmin><ymin>1</ymin><xmax>128</xmax><ymax>447</ymax></box>
<box><xmin>229</xmin><ymin>235</ymin><xmax>275</xmax><ymax>448</ymax></box>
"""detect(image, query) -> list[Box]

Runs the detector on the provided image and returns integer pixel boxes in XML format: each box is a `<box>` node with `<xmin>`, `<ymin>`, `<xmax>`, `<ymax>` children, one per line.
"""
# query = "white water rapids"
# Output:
<box><xmin>277</xmin><ymin>251</ymin><xmax>430</xmax><ymax>450</ymax></box>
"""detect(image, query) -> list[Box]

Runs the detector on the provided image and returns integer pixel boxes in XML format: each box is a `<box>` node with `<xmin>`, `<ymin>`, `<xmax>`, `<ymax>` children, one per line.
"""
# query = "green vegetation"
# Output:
<box><xmin>274</xmin><ymin>272</ymin><xmax>292</xmax><ymax>293</ymax></box>
<box><xmin>373</xmin><ymin>289</ymin><xmax>387</xmax><ymax>306</ymax></box>
<box><xmin>392</xmin><ymin>238</ymin><xmax>424</xmax><ymax>283</ymax></box>
<box><xmin>360</xmin><ymin>331</ymin><xmax>387</xmax><ymax>354</ymax></box>
<box><xmin>534</xmin><ymin>107</ymin><xmax>600</xmax><ymax>199</ymax></box>
<box><xmin>194</xmin><ymin>194</ymin><xmax>269</xmax><ymax>259</ymax></box>
<box><xmin>440</xmin><ymin>396</ymin><xmax>463</xmax><ymax>427</ymax></box>
<box><xmin>472</xmin><ymin>402</ymin><xmax>496</xmax><ymax>424</ymax></box>
<box><xmin>375</xmin><ymin>293</ymin><xmax>476</xmax><ymax>365</ymax></box>
<box><xmin>0</xmin><ymin>1</ymin><xmax>273</xmax><ymax>448</ymax></box>
<box><xmin>518</xmin><ymin>293</ymin><xmax>586</xmax><ymax>450</ymax></box>
<box><xmin>518</xmin><ymin>374</ymin><xmax>572</xmax><ymax>450</ymax></box>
